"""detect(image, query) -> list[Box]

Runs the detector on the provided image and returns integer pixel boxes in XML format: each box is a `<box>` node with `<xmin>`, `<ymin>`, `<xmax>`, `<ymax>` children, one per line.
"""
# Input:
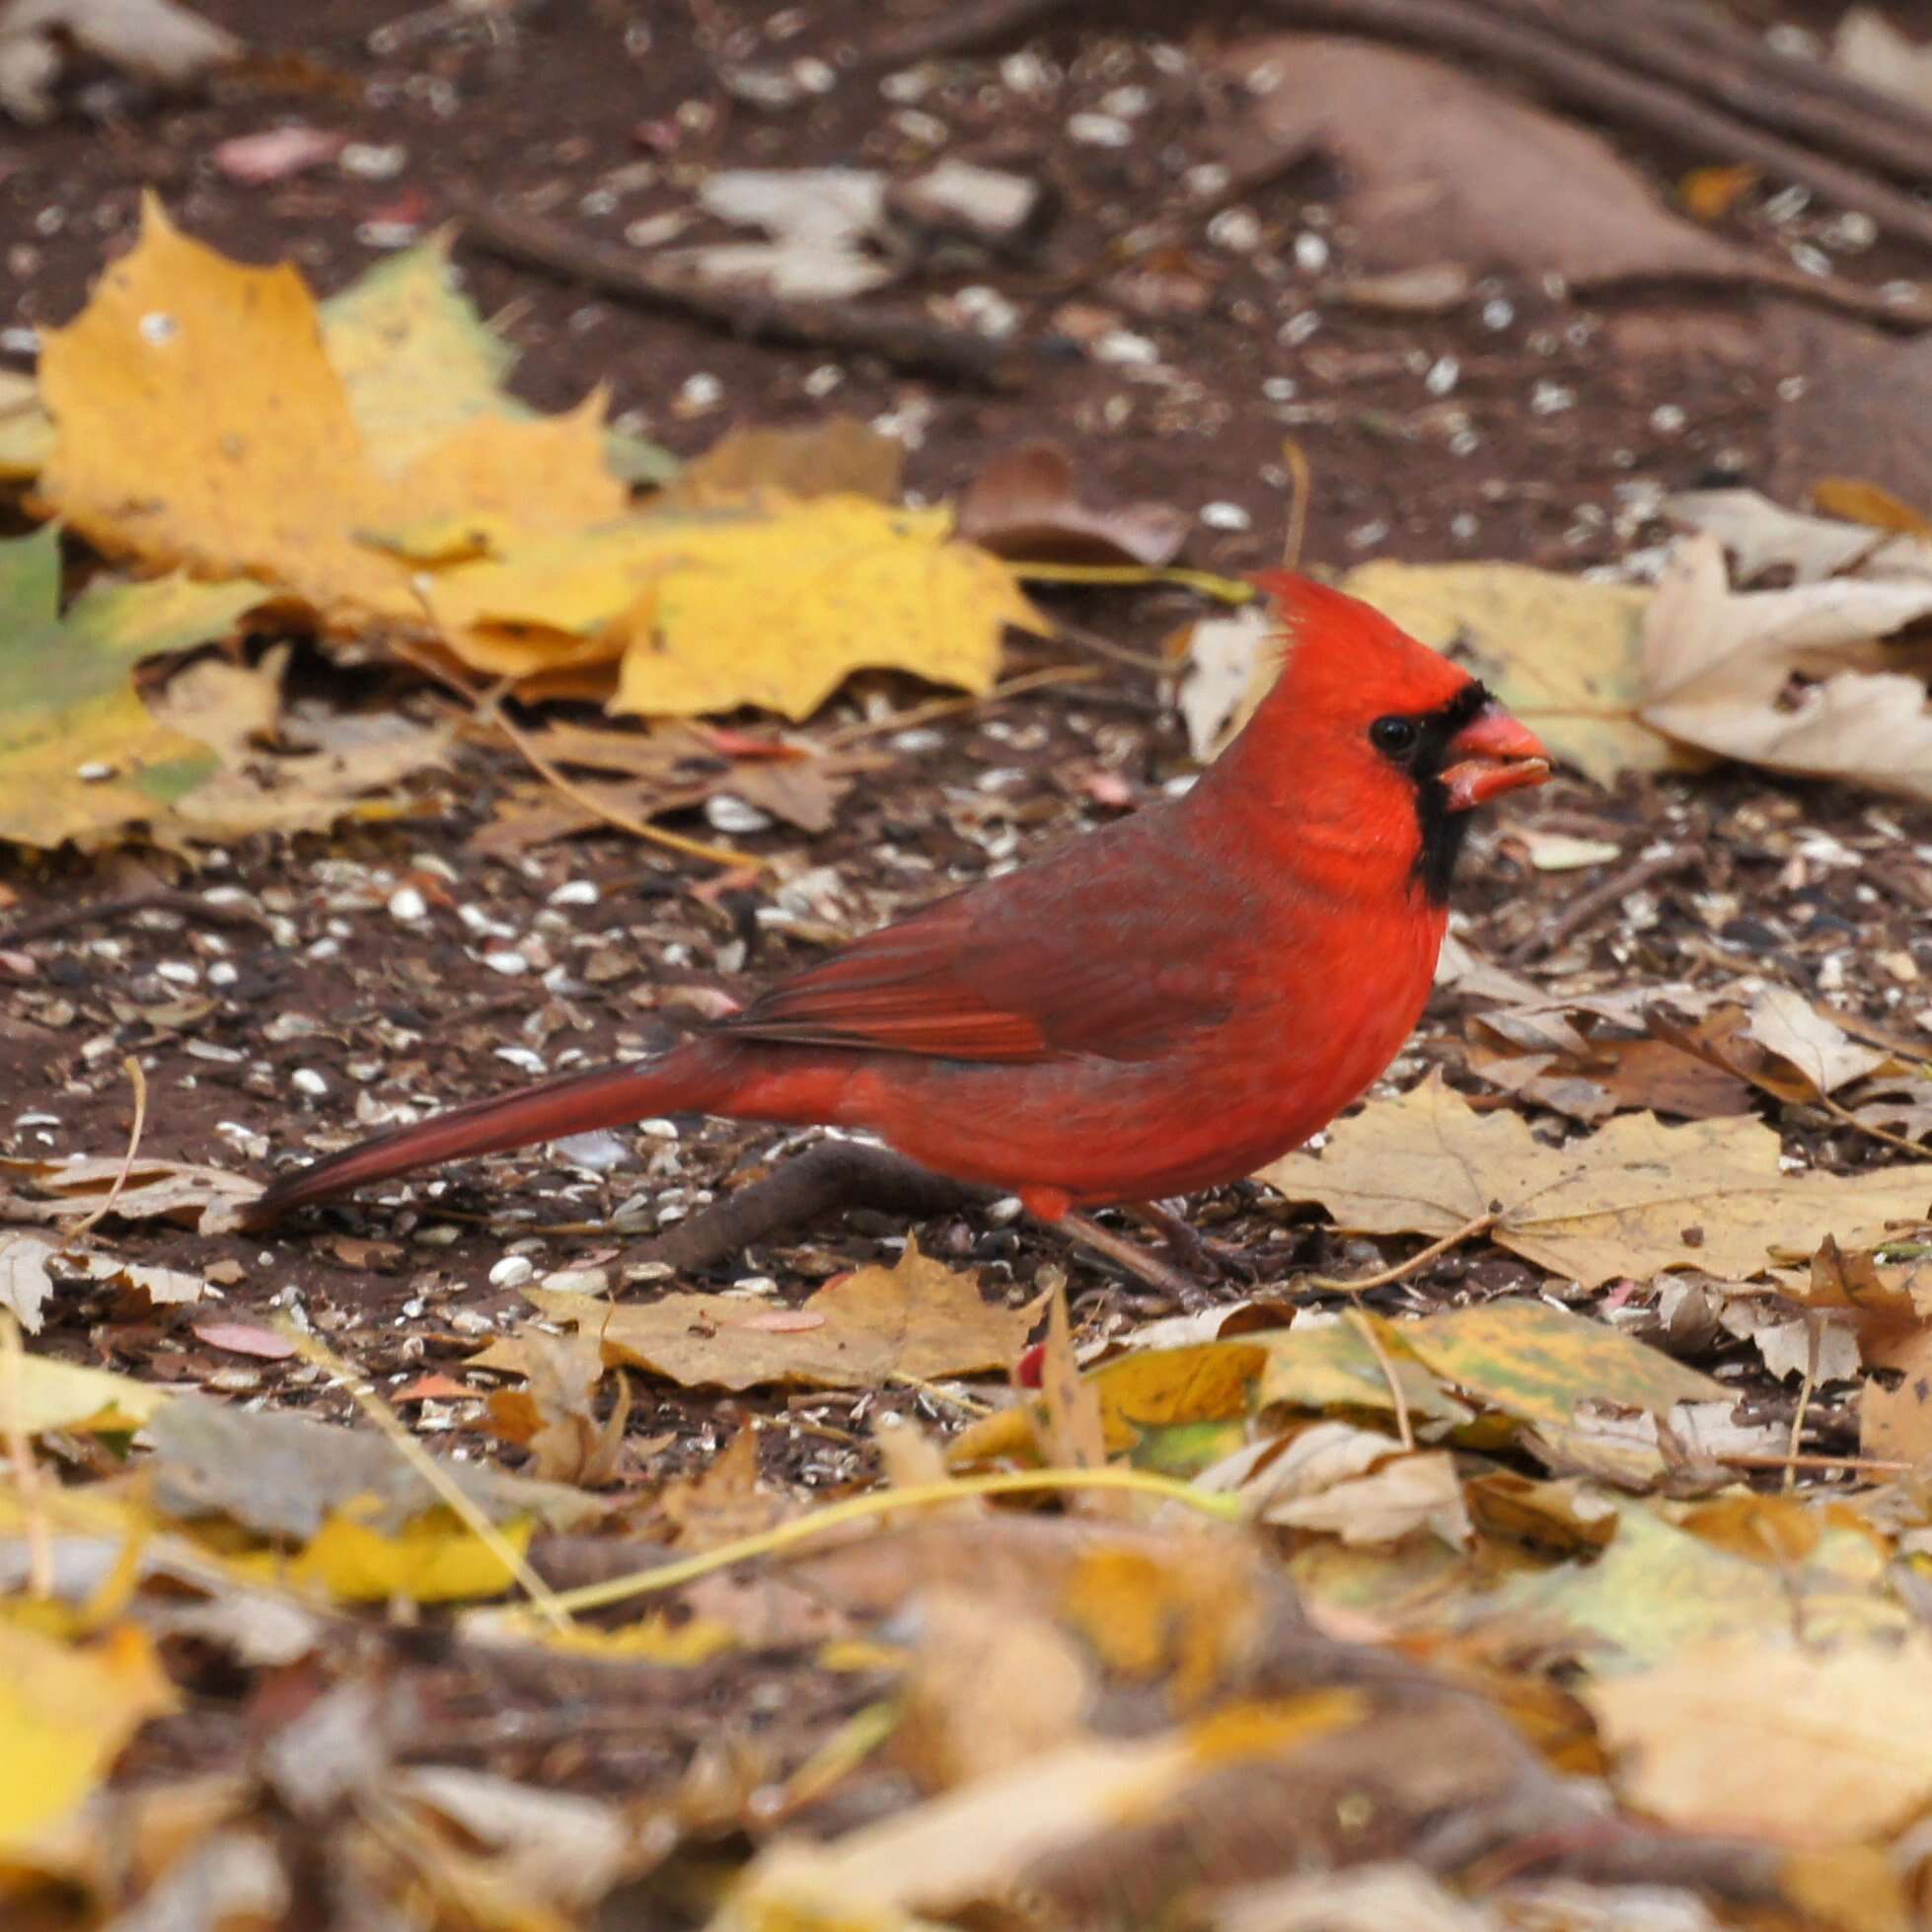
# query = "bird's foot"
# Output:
<box><xmin>1053</xmin><ymin>1209</ymin><xmax>1219</xmax><ymax>1312</ymax></box>
<box><xmin>1130</xmin><ymin>1202</ymin><xmax>1259</xmax><ymax>1286</ymax></box>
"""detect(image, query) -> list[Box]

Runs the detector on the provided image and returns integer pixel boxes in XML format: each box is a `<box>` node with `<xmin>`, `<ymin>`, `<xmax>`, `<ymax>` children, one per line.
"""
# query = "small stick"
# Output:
<box><xmin>1508</xmin><ymin>846</ymin><xmax>1695</xmax><ymax>965</ymax></box>
<box><xmin>817</xmin><ymin>663</ymin><xmax>1097</xmax><ymax>749</ymax></box>
<box><xmin>71</xmin><ymin>1057</ymin><xmax>148</xmax><ymax>1238</ymax></box>
<box><xmin>480</xmin><ymin>694</ymin><xmax>763</xmax><ymax>872</ymax></box>
<box><xmin>1713</xmin><ymin>1449</ymin><xmax>1906</xmax><ymax>1477</ymax></box>
<box><xmin>1058</xmin><ymin>1209</ymin><xmax>1208</xmax><ymax>1306</ymax></box>
<box><xmin>529</xmin><ymin>1467</ymin><xmax>1245</xmax><ymax>1621</ymax></box>
<box><xmin>1279</xmin><ymin>438</ymin><xmax>1311</xmax><ymax>573</ymax></box>
<box><xmin>2</xmin><ymin>888</ymin><xmax>272</xmax><ymax>946</ymax></box>
<box><xmin>1814</xmin><ymin>1087</ymin><xmax>1932</xmax><ymax>1164</ymax></box>
<box><xmin>1785</xmin><ymin>1314</ymin><xmax>1822</xmax><ymax>1494</ymax></box>
<box><xmin>450</xmin><ymin>193</ymin><xmax>1020</xmax><ymax>389</ymax></box>
<box><xmin>1301</xmin><ymin>1210</ymin><xmax>1500</xmax><ymax>1295</ymax></box>
<box><xmin>1345</xmin><ymin>1305</ymin><xmax>1415</xmax><ymax>1450</ymax></box>
<box><xmin>0</xmin><ymin>1314</ymin><xmax>52</xmax><ymax>1599</ymax></box>
<box><xmin>392</xmin><ymin>640</ymin><xmax>760</xmax><ymax>871</ymax></box>
<box><xmin>855</xmin><ymin>0</ymin><xmax>1077</xmax><ymax>70</ymax></box>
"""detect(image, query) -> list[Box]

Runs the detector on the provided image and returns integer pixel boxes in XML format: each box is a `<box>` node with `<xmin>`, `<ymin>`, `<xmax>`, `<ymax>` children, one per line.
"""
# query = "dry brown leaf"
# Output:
<box><xmin>1252</xmin><ymin>1427</ymin><xmax>1472</xmax><ymax>1549</ymax></box>
<box><xmin>1766</xmin><ymin>307</ymin><xmax>1932</xmax><ymax>530</ymax></box>
<box><xmin>1589</xmin><ymin>1634</ymin><xmax>1932</xmax><ymax>1845</ymax></box>
<box><xmin>482</xmin><ymin>1326</ymin><xmax>629</xmax><ymax>1485</ymax></box>
<box><xmin>3</xmin><ymin>1152</ymin><xmax>260</xmax><ymax>1233</ymax></box>
<box><xmin>1219</xmin><ymin>36</ymin><xmax>1885</xmax><ymax>321</ymax></box>
<box><xmin>1744</xmin><ymin>986</ymin><xmax>1892</xmax><ymax>1097</ymax></box>
<box><xmin>955</xmin><ymin>442</ymin><xmax>1188</xmax><ymax>568</ymax></box>
<box><xmin>1257</xmin><ymin>1074</ymin><xmax>1931</xmax><ymax>1288</ymax></box>
<box><xmin>1664</xmin><ymin>486</ymin><xmax>1916</xmax><ymax>587</ymax></box>
<box><xmin>1640</xmin><ymin>532</ymin><xmax>1932</xmax><ymax>803</ymax></box>
<box><xmin>530</xmin><ymin>1240</ymin><xmax>1045</xmax><ymax>1392</ymax></box>
<box><xmin>0</xmin><ymin>0</ymin><xmax>238</xmax><ymax>123</ymax></box>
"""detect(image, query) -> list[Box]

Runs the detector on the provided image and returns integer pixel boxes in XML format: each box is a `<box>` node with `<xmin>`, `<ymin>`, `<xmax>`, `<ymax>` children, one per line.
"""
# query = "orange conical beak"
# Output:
<box><xmin>1440</xmin><ymin>702</ymin><xmax>1551</xmax><ymax>811</ymax></box>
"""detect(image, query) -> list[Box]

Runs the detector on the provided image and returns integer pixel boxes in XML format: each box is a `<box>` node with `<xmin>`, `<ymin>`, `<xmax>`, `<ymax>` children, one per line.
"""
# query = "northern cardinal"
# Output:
<box><xmin>244</xmin><ymin>573</ymin><xmax>1548</xmax><ymax>1261</ymax></box>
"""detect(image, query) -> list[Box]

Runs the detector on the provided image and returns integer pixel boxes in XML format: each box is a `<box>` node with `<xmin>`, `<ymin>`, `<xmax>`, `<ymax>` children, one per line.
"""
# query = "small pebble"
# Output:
<box><xmin>483</xmin><ymin>949</ymin><xmax>530</xmax><ymax>976</ymax></box>
<box><xmin>388</xmin><ymin>884</ymin><xmax>427</xmax><ymax>922</ymax></box>
<box><xmin>1093</xmin><ymin>329</ymin><xmax>1157</xmax><ymax>365</ymax></box>
<box><xmin>1200</xmin><ymin>500</ymin><xmax>1251</xmax><ymax>532</ymax></box>
<box><xmin>290</xmin><ymin>1069</ymin><xmax>329</xmax><ymax>1097</ymax></box>
<box><xmin>1067</xmin><ymin>111</ymin><xmax>1132</xmax><ymax>147</ymax></box>
<box><xmin>488</xmin><ymin>1254</ymin><xmax>536</xmax><ymax>1289</ymax></box>
<box><xmin>706</xmin><ymin>793</ymin><xmax>774</xmax><ymax>834</ymax></box>
<box><xmin>1293</xmin><ymin>232</ymin><xmax>1329</xmax><ymax>272</ymax></box>
<box><xmin>541</xmin><ymin>1267</ymin><xmax>611</xmax><ymax>1296</ymax></box>
<box><xmin>340</xmin><ymin>141</ymin><xmax>408</xmax><ymax>179</ymax></box>
<box><xmin>547</xmin><ymin>878</ymin><xmax>600</xmax><ymax>907</ymax></box>
<box><xmin>1207</xmin><ymin>207</ymin><xmax>1261</xmax><ymax>252</ymax></box>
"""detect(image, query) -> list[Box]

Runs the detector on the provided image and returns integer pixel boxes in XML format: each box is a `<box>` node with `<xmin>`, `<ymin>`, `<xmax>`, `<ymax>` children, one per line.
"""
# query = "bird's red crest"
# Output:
<box><xmin>1249</xmin><ymin>569</ymin><xmax>1475</xmax><ymax>722</ymax></box>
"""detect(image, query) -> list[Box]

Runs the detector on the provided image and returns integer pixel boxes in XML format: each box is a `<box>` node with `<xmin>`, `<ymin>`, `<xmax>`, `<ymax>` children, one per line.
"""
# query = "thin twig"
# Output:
<box><xmin>1301</xmin><ymin>1211</ymin><xmax>1501</xmax><ymax>1295</ymax></box>
<box><xmin>71</xmin><ymin>1057</ymin><xmax>148</xmax><ymax>1238</ymax></box>
<box><xmin>818</xmin><ymin>663</ymin><xmax>1098</xmax><ymax>749</ymax></box>
<box><xmin>1345</xmin><ymin>1306</ymin><xmax>1415</xmax><ymax>1451</ymax></box>
<box><xmin>1013</xmin><ymin>560</ymin><xmax>1257</xmax><ymax>603</ymax></box>
<box><xmin>1713</xmin><ymin>1449</ymin><xmax>1907</xmax><ymax>1477</ymax></box>
<box><xmin>391</xmin><ymin>639</ymin><xmax>761</xmax><ymax>871</ymax></box>
<box><xmin>0</xmin><ymin>1314</ymin><xmax>52</xmax><ymax>1600</ymax></box>
<box><xmin>2</xmin><ymin>888</ymin><xmax>272</xmax><ymax>946</ymax></box>
<box><xmin>1473</xmin><ymin>0</ymin><xmax>1932</xmax><ymax>186</ymax></box>
<box><xmin>450</xmin><ymin>191</ymin><xmax>1021</xmax><ymax>388</ymax></box>
<box><xmin>1815</xmin><ymin>1087</ymin><xmax>1932</xmax><ymax>1162</ymax></box>
<box><xmin>1280</xmin><ymin>438</ymin><xmax>1311</xmax><ymax>572</ymax></box>
<box><xmin>278</xmin><ymin>1317</ymin><xmax>573</xmax><ymax>1632</ymax></box>
<box><xmin>1508</xmin><ymin>847</ymin><xmax>1696</xmax><ymax>966</ymax></box>
<box><xmin>481</xmin><ymin>695</ymin><xmax>765</xmax><ymax>872</ymax></box>
<box><xmin>855</xmin><ymin>0</ymin><xmax>1076</xmax><ymax>69</ymax></box>
<box><xmin>1785</xmin><ymin>1313</ymin><xmax>1822</xmax><ymax>1494</ymax></box>
<box><xmin>525</xmin><ymin>1468</ymin><xmax>1244</xmax><ymax>1621</ymax></box>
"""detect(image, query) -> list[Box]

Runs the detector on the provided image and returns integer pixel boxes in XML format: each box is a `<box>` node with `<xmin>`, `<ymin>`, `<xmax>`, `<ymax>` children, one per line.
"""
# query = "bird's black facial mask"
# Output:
<box><xmin>1368</xmin><ymin>681</ymin><xmax>1494</xmax><ymax>906</ymax></box>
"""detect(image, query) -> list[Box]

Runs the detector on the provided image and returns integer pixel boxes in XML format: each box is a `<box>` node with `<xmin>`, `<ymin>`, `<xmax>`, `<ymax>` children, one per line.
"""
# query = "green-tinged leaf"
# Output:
<box><xmin>0</xmin><ymin>526</ymin><xmax>263</xmax><ymax>850</ymax></box>
<box><xmin>1393</xmin><ymin>1299</ymin><xmax>1725</xmax><ymax>1432</ymax></box>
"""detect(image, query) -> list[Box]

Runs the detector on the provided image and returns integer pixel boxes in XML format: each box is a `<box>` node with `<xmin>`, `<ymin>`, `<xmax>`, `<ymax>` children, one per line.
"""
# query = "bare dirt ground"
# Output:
<box><xmin>2</xmin><ymin>2</ymin><xmax>1931</xmax><ymax>1921</ymax></box>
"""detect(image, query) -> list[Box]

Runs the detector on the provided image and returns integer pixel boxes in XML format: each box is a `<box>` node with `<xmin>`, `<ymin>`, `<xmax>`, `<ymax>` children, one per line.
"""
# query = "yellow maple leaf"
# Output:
<box><xmin>288</xmin><ymin>1504</ymin><xmax>533</xmax><ymax>1603</ymax></box>
<box><xmin>36</xmin><ymin>196</ymin><xmax>626</xmax><ymax>632</ymax></box>
<box><xmin>0</xmin><ymin>1622</ymin><xmax>176</xmax><ymax>1851</ymax></box>
<box><xmin>421</xmin><ymin>493</ymin><xmax>1047</xmax><ymax>718</ymax></box>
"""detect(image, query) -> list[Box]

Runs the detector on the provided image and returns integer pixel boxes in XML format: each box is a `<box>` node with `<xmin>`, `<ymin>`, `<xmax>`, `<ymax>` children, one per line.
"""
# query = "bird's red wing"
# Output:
<box><xmin>719</xmin><ymin>822</ymin><xmax>1245</xmax><ymax>1065</ymax></box>
<box><xmin>720</xmin><ymin>896</ymin><xmax>1057</xmax><ymax>1061</ymax></box>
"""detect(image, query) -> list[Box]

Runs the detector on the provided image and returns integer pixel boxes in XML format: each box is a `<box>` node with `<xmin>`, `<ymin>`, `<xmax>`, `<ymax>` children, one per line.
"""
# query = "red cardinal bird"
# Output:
<box><xmin>244</xmin><ymin>573</ymin><xmax>1548</xmax><ymax>1266</ymax></box>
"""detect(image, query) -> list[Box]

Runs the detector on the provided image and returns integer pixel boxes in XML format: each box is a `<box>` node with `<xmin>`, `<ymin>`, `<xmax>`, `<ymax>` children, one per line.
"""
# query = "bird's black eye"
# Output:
<box><xmin>1371</xmin><ymin>715</ymin><xmax>1420</xmax><ymax>758</ymax></box>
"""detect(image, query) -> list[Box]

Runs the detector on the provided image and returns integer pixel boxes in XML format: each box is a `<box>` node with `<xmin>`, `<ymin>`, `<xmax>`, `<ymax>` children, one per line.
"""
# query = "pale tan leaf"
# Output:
<box><xmin>1257</xmin><ymin>1075</ymin><xmax>1932</xmax><ymax>1288</ymax></box>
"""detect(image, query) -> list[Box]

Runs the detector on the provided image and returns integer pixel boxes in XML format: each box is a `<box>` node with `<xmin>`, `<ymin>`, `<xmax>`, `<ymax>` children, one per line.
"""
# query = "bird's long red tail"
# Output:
<box><xmin>241</xmin><ymin>1039</ymin><xmax>731</xmax><ymax>1231</ymax></box>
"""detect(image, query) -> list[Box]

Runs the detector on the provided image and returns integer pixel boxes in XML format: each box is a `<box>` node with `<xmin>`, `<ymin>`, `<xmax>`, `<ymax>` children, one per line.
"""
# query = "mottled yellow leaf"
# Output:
<box><xmin>1395</xmin><ymin>1299</ymin><xmax>1724</xmax><ymax>1432</ymax></box>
